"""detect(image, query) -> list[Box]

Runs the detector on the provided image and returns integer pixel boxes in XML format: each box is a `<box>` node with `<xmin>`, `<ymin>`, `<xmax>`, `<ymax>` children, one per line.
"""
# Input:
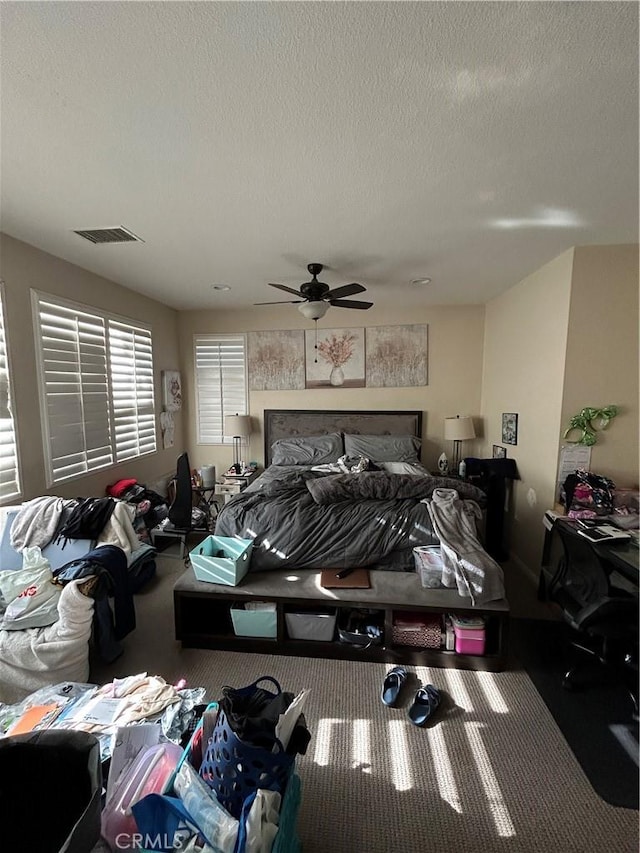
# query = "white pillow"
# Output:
<box><xmin>380</xmin><ymin>461</ymin><xmax>432</xmax><ymax>476</ymax></box>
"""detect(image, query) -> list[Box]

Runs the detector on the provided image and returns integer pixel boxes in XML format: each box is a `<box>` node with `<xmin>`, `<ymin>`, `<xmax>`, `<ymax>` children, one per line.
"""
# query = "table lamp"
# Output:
<box><xmin>444</xmin><ymin>415</ymin><xmax>475</xmax><ymax>471</ymax></box>
<box><xmin>224</xmin><ymin>414</ymin><xmax>252</xmax><ymax>474</ymax></box>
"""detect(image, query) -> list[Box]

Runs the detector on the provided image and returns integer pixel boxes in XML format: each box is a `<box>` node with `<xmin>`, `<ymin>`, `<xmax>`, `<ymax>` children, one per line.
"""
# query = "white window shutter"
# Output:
<box><xmin>195</xmin><ymin>335</ymin><xmax>246</xmax><ymax>443</ymax></box>
<box><xmin>0</xmin><ymin>286</ymin><xmax>20</xmax><ymax>501</ymax></box>
<box><xmin>35</xmin><ymin>294</ymin><xmax>157</xmax><ymax>484</ymax></box>
<box><xmin>37</xmin><ymin>299</ymin><xmax>113</xmax><ymax>482</ymax></box>
<box><xmin>109</xmin><ymin>320</ymin><xmax>156</xmax><ymax>461</ymax></box>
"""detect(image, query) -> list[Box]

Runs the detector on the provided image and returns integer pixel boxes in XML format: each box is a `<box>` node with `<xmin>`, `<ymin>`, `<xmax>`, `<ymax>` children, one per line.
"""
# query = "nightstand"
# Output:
<box><xmin>218</xmin><ymin>469</ymin><xmax>260</xmax><ymax>502</ymax></box>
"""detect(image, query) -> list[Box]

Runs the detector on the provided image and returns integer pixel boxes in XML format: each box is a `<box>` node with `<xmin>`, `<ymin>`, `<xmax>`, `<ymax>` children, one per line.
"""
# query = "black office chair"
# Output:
<box><xmin>159</xmin><ymin>452</ymin><xmax>208</xmax><ymax>558</ymax></box>
<box><xmin>547</xmin><ymin>522</ymin><xmax>639</xmax><ymax>718</ymax></box>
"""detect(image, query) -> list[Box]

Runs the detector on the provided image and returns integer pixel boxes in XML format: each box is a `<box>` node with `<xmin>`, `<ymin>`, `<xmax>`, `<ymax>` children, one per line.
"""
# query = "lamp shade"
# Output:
<box><xmin>444</xmin><ymin>416</ymin><xmax>475</xmax><ymax>441</ymax></box>
<box><xmin>224</xmin><ymin>414</ymin><xmax>252</xmax><ymax>438</ymax></box>
<box><xmin>298</xmin><ymin>301</ymin><xmax>329</xmax><ymax>320</ymax></box>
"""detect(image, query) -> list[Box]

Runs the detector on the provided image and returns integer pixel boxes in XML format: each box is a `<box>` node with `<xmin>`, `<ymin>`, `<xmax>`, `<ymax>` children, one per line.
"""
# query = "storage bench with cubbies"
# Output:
<box><xmin>174</xmin><ymin>568</ymin><xmax>509</xmax><ymax>672</ymax></box>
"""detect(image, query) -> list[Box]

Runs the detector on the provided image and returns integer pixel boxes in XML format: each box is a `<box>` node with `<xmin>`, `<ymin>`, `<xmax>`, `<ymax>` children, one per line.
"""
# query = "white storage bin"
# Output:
<box><xmin>285</xmin><ymin>610</ymin><xmax>337</xmax><ymax>642</ymax></box>
<box><xmin>413</xmin><ymin>546</ymin><xmax>445</xmax><ymax>588</ymax></box>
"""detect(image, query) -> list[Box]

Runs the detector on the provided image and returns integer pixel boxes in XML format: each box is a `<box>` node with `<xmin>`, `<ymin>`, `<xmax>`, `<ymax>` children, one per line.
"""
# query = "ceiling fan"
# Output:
<box><xmin>255</xmin><ymin>263</ymin><xmax>373</xmax><ymax>319</ymax></box>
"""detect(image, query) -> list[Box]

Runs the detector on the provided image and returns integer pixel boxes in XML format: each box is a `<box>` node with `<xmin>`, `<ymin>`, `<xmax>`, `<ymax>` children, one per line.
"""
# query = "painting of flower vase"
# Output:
<box><xmin>304</xmin><ymin>328</ymin><xmax>365</xmax><ymax>388</ymax></box>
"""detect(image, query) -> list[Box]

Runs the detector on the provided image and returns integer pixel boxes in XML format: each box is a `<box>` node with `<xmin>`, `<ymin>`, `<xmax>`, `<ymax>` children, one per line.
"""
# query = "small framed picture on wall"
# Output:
<box><xmin>501</xmin><ymin>412</ymin><xmax>518</xmax><ymax>445</ymax></box>
<box><xmin>493</xmin><ymin>445</ymin><xmax>507</xmax><ymax>459</ymax></box>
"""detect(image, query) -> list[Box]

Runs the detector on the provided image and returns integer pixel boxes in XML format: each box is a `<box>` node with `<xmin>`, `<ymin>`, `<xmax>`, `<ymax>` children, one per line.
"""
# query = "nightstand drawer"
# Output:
<box><xmin>219</xmin><ymin>482</ymin><xmax>243</xmax><ymax>495</ymax></box>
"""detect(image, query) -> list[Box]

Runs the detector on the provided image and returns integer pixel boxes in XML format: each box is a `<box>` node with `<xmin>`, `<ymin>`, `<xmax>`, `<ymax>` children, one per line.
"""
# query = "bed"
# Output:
<box><xmin>215</xmin><ymin>409</ymin><xmax>488</xmax><ymax>574</ymax></box>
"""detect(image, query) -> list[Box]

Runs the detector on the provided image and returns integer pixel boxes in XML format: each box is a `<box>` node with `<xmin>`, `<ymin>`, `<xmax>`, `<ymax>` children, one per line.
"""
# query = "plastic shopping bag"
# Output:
<box><xmin>0</xmin><ymin>547</ymin><xmax>61</xmax><ymax>630</ymax></box>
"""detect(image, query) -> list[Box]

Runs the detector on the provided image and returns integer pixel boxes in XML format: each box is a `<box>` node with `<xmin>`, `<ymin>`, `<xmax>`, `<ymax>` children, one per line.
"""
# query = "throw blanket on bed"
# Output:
<box><xmin>306</xmin><ymin>471</ymin><xmax>487</xmax><ymax>506</ymax></box>
<box><xmin>425</xmin><ymin>488</ymin><xmax>505</xmax><ymax>605</ymax></box>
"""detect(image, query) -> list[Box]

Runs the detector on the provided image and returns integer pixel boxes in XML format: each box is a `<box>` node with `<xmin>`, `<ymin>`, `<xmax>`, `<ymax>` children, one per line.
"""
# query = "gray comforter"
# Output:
<box><xmin>215</xmin><ymin>466</ymin><xmax>486</xmax><ymax>573</ymax></box>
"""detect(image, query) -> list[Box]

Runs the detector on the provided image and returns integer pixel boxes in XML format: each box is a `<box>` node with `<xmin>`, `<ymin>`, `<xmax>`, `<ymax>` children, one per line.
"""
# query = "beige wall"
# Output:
<box><xmin>0</xmin><ymin>234</ymin><xmax>181</xmax><ymax>500</ymax></box>
<box><xmin>562</xmin><ymin>244</ymin><xmax>639</xmax><ymax>488</ymax></box>
<box><xmin>481</xmin><ymin>249</ymin><xmax>574</xmax><ymax>575</ymax></box>
<box><xmin>178</xmin><ymin>304</ymin><xmax>486</xmax><ymax>473</ymax></box>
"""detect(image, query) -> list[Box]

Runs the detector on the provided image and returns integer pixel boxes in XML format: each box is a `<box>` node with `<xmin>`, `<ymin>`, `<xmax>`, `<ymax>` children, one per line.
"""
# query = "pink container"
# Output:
<box><xmin>453</xmin><ymin>625</ymin><xmax>486</xmax><ymax>656</ymax></box>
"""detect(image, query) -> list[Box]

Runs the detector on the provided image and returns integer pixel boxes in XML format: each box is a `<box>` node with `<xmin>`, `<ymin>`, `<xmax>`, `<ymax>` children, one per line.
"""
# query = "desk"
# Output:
<box><xmin>540</xmin><ymin>518</ymin><xmax>639</xmax><ymax>598</ymax></box>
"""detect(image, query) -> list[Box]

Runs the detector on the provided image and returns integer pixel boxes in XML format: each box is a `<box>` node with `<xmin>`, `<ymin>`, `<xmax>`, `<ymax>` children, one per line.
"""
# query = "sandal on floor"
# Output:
<box><xmin>381</xmin><ymin>666</ymin><xmax>408</xmax><ymax>706</ymax></box>
<box><xmin>408</xmin><ymin>684</ymin><xmax>441</xmax><ymax>726</ymax></box>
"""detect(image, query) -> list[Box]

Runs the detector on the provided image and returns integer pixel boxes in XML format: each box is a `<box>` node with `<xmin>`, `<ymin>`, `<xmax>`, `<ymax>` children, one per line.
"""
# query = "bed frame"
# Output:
<box><xmin>263</xmin><ymin>409</ymin><xmax>423</xmax><ymax>466</ymax></box>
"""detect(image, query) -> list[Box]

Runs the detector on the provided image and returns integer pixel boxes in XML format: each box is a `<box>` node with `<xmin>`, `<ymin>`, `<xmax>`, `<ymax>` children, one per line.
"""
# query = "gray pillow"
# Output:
<box><xmin>271</xmin><ymin>433</ymin><xmax>343</xmax><ymax>466</ymax></box>
<box><xmin>343</xmin><ymin>433</ymin><xmax>421</xmax><ymax>463</ymax></box>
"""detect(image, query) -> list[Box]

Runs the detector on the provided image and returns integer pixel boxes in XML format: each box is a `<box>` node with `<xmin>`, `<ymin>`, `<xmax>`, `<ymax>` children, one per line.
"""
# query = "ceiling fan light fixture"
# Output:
<box><xmin>298</xmin><ymin>301</ymin><xmax>329</xmax><ymax>320</ymax></box>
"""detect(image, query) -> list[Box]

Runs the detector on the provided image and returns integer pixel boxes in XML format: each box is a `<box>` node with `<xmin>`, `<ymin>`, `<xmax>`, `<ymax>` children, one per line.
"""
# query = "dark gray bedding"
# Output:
<box><xmin>215</xmin><ymin>466</ymin><xmax>486</xmax><ymax>573</ymax></box>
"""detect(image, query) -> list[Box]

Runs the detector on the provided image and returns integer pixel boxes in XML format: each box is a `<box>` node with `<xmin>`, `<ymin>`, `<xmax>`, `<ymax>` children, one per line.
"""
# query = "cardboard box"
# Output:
<box><xmin>190</xmin><ymin>535</ymin><xmax>253</xmax><ymax>585</ymax></box>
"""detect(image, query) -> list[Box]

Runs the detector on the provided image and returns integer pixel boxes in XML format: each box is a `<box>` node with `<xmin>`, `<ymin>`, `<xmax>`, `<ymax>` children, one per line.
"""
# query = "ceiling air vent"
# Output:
<box><xmin>73</xmin><ymin>226</ymin><xmax>143</xmax><ymax>245</ymax></box>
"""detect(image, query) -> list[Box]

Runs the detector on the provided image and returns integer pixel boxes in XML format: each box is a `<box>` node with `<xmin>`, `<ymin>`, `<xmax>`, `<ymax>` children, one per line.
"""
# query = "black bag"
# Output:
<box><xmin>57</xmin><ymin>497</ymin><xmax>116</xmax><ymax>541</ymax></box>
<box><xmin>338</xmin><ymin>609</ymin><xmax>384</xmax><ymax>647</ymax></box>
<box><xmin>0</xmin><ymin>729</ymin><xmax>101</xmax><ymax>853</ymax></box>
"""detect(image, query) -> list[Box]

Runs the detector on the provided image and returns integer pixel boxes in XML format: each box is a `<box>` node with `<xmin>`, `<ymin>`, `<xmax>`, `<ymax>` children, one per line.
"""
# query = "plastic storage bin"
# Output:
<box><xmin>101</xmin><ymin>741</ymin><xmax>183</xmax><ymax>850</ymax></box>
<box><xmin>231</xmin><ymin>602</ymin><xmax>278</xmax><ymax>638</ymax></box>
<box><xmin>413</xmin><ymin>546</ymin><xmax>445</xmax><ymax>588</ymax></box>
<box><xmin>451</xmin><ymin>615</ymin><xmax>486</xmax><ymax>655</ymax></box>
<box><xmin>190</xmin><ymin>535</ymin><xmax>253</xmax><ymax>586</ymax></box>
<box><xmin>285</xmin><ymin>610</ymin><xmax>337</xmax><ymax>642</ymax></box>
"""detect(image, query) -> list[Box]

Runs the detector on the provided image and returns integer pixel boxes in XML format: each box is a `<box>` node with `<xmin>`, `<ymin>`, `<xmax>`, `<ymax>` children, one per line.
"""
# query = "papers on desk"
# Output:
<box><xmin>577</xmin><ymin>524</ymin><xmax>632</xmax><ymax>543</ymax></box>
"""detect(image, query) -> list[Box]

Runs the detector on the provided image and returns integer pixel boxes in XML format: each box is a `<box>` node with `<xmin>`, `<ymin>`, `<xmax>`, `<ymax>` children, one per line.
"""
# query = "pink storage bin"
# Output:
<box><xmin>453</xmin><ymin>625</ymin><xmax>486</xmax><ymax>656</ymax></box>
<box><xmin>101</xmin><ymin>741</ymin><xmax>183</xmax><ymax>850</ymax></box>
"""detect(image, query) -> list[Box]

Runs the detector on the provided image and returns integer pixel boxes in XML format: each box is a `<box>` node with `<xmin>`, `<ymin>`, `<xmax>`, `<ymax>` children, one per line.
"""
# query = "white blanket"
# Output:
<box><xmin>96</xmin><ymin>500</ymin><xmax>140</xmax><ymax>556</ymax></box>
<box><xmin>0</xmin><ymin>579</ymin><xmax>94</xmax><ymax>704</ymax></box>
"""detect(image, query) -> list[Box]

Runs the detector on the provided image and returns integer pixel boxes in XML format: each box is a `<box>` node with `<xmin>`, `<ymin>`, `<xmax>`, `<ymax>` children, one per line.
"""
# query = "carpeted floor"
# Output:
<box><xmin>92</xmin><ymin>555</ymin><xmax>639</xmax><ymax>853</ymax></box>
<box><xmin>510</xmin><ymin>616</ymin><xmax>639</xmax><ymax>810</ymax></box>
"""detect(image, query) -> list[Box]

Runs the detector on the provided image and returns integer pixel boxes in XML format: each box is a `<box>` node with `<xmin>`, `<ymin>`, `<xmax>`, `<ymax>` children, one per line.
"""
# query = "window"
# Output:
<box><xmin>33</xmin><ymin>292</ymin><xmax>156</xmax><ymax>484</ymax></box>
<box><xmin>195</xmin><ymin>335</ymin><xmax>247</xmax><ymax>443</ymax></box>
<box><xmin>0</xmin><ymin>284</ymin><xmax>20</xmax><ymax>501</ymax></box>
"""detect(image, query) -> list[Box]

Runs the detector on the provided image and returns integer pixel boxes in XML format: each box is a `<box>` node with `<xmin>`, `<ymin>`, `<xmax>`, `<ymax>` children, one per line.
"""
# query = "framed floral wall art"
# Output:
<box><xmin>247</xmin><ymin>330</ymin><xmax>305</xmax><ymax>390</ymax></box>
<box><xmin>304</xmin><ymin>327</ymin><xmax>365</xmax><ymax>388</ymax></box>
<box><xmin>365</xmin><ymin>324</ymin><xmax>428</xmax><ymax>387</ymax></box>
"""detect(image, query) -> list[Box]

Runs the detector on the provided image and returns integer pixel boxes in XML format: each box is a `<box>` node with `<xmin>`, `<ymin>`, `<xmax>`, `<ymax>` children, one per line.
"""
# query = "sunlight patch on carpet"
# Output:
<box><xmin>427</xmin><ymin>724</ymin><xmax>462</xmax><ymax>813</ymax></box>
<box><xmin>465</xmin><ymin>721</ymin><xmax>515</xmax><ymax>837</ymax></box>
<box><xmin>443</xmin><ymin>668</ymin><xmax>474</xmax><ymax>711</ymax></box>
<box><xmin>388</xmin><ymin>720</ymin><xmax>414</xmax><ymax>791</ymax></box>
<box><xmin>474</xmin><ymin>672</ymin><xmax>509</xmax><ymax>714</ymax></box>
<box><xmin>351</xmin><ymin>719</ymin><xmax>372</xmax><ymax>773</ymax></box>
<box><xmin>313</xmin><ymin>718</ymin><xmax>344</xmax><ymax>767</ymax></box>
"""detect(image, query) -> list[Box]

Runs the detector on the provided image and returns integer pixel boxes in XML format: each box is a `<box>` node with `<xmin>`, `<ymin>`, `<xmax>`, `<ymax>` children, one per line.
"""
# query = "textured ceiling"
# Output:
<box><xmin>1</xmin><ymin>2</ymin><xmax>637</xmax><ymax>311</ymax></box>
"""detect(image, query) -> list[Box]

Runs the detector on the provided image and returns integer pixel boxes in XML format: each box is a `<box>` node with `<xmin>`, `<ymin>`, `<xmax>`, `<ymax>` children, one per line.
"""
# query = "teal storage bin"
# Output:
<box><xmin>190</xmin><ymin>535</ymin><xmax>253</xmax><ymax>586</ymax></box>
<box><xmin>231</xmin><ymin>604</ymin><xmax>278</xmax><ymax>638</ymax></box>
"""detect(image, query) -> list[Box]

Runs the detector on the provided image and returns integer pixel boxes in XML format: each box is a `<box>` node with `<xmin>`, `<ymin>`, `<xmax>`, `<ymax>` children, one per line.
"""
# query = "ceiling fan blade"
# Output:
<box><xmin>325</xmin><ymin>282</ymin><xmax>366</xmax><ymax>299</ymax></box>
<box><xmin>268</xmin><ymin>282</ymin><xmax>304</xmax><ymax>297</ymax></box>
<box><xmin>329</xmin><ymin>298</ymin><xmax>373</xmax><ymax>310</ymax></box>
<box><xmin>254</xmin><ymin>299</ymin><xmax>304</xmax><ymax>305</ymax></box>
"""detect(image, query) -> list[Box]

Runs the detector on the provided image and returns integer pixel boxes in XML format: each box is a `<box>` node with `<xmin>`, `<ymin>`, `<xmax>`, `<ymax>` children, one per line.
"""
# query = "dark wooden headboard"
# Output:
<box><xmin>263</xmin><ymin>409</ymin><xmax>423</xmax><ymax>466</ymax></box>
